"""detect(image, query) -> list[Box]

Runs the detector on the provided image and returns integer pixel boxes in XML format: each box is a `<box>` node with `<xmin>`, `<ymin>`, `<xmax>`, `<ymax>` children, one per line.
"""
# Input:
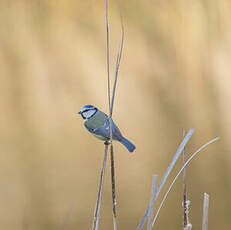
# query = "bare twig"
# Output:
<box><xmin>152</xmin><ymin>137</ymin><xmax>219</xmax><ymax>227</ymax></box>
<box><xmin>137</xmin><ymin>129</ymin><xmax>195</xmax><ymax>230</ymax></box>
<box><xmin>92</xmin><ymin>143</ymin><xmax>109</xmax><ymax>230</ymax></box>
<box><xmin>202</xmin><ymin>193</ymin><xmax>209</xmax><ymax>230</ymax></box>
<box><xmin>147</xmin><ymin>175</ymin><xmax>158</xmax><ymax>230</ymax></box>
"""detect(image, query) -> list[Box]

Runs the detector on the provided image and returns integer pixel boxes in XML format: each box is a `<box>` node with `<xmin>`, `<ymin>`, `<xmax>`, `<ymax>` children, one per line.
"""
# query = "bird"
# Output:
<box><xmin>78</xmin><ymin>105</ymin><xmax>136</xmax><ymax>152</ymax></box>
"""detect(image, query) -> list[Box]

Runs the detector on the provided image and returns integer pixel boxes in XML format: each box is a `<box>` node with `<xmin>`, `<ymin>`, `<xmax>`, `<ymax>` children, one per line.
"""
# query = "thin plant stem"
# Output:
<box><xmin>147</xmin><ymin>175</ymin><xmax>158</xmax><ymax>230</ymax></box>
<box><xmin>110</xmin><ymin>17</ymin><xmax>124</xmax><ymax>116</ymax></box>
<box><xmin>156</xmin><ymin>129</ymin><xmax>194</xmax><ymax>198</ymax></box>
<box><xmin>183</xmin><ymin>130</ymin><xmax>188</xmax><ymax>229</ymax></box>
<box><xmin>107</xmin><ymin>7</ymin><xmax>124</xmax><ymax>230</ymax></box>
<box><xmin>106</xmin><ymin>0</ymin><xmax>113</xmax><ymax>145</ymax></box>
<box><xmin>152</xmin><ymin>137</ymin><xmax>219</xmax><ymax>227</ymax></box>
<box><xmin>92</xmin><ymin>143</ymin><xmax>109</xmax><ymax>230</ymax></box>
<box><xmin>202</xmin><ymin>193</ymin><xmax>209</xmax><ymax>230</ymax></box>
<box><xmin>106</xmin><ymin>0</ymin><xmax>114</xmax><ymax>228</ymax></box>
<box><xmin>137</xmin><ymin>129</ymin><xmax>194</xmax><ymax>230</ymax></box>
<box><xmin>106</xmin><ymin>0</ymin><xmax>111</xmax><ymax>113</ymax></box>
<box><xmin>92</xmin><ymin>1</ymin><xmax>123</xmax><ymax>229</ymax></box>
<box><xmin>110</xmin><ymin>145</ymin><xmax>116</xmax><ymax>216</ymax></box>
<box><xmin>110</xmin><ymin>144</ymin><xmax>117</xmax><ymax>230</ymax></box>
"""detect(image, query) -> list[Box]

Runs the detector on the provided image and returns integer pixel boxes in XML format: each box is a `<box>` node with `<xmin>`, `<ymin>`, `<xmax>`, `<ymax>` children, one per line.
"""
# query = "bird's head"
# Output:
<box><xmin>78</xmin><ymin>105</ymin><xmax>98</xmax><ymax>119</ymax></box>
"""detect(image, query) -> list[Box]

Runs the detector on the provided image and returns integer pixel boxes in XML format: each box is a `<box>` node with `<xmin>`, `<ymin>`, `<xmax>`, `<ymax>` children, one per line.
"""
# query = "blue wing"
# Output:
<box><xmin>85</xmin><ymin>118</ymin><xmax>123</xmax><ymax>141</ymax></box>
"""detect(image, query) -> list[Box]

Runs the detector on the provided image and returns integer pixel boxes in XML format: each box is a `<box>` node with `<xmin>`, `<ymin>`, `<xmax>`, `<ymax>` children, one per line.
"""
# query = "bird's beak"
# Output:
<box><xmin>78</xmin><ymin>111</ymin><xmax>86</xmax><ymax>119</ymax></box>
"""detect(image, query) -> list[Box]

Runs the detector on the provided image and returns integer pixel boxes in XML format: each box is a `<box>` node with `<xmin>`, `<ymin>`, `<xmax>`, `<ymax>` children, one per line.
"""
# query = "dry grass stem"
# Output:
<box><xmin>106</xmin><ymin>1</ymin><xmax>124</xmax><ymax>229</ymax></box>
<box><xmin>106</xmin><ymin>0</ymin><xmax>111</xmax><ymax>114</ymax></box>
<box><xmin>156</xmin><ymin>129</ymin><xmax>195</xmax><ymax>198</ymax></box>
<box><xmin>152</xmin><ymin>137</ymin><xmax>219</xmax><ymax>227</ymax></box>
<box><xmin>93</xmin><ymin>1</ymin><xmax>125</xmax><ymax>229</ymax></box>
<box><xmin>92</xmin><ymin>144</ymin><xmax>109</xmax><ymax>230</ymax></box>
<box><xmin>202</xmin><ymin>193</ymin><xmax>209</xmax><ymax>230</ymax></box>
<box><xmin>110</xmin><ymin>144</ymin><xmax>117</xmax><ymax>230</ymax></box>
<box><xmin>137</xmin><ymin>129</ymin><xmax>195</xmax><ymax>230</ymax></box>
<box><xmin>182</xmin><ymin>130</ymin><xmax>188</xmax><ymax>229</ymax></box>
<box><xmin>183</xmin><ymin>200</ymin><xmax>192</xmax><ymax>230</ymax></box>
<box><xmin>110</xmin><ymin>18</ymin><xmax>124</xmax><ymax>116</ymax></box>
<box><xmin>147</xmin><ymin>175</ymin><xmax>158</xmax><ymax>230</ymax></box>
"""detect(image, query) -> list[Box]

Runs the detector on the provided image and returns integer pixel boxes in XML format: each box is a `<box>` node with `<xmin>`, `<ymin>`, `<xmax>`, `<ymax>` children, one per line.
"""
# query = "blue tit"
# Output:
<box><xmin>78</xmin><ymin>105</ymin><xmax>136</xmax><ymax>152</ymax></box>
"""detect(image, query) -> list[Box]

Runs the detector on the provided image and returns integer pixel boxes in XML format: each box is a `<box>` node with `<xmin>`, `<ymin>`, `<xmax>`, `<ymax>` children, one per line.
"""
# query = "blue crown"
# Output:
<box><xmin>82</xmin><ymin>105</ymin><xmax>95</xmax><ymax>110</ymax></box>
<box><xmin>79</xmin><ymin>105</ymin><xmax>97</xmax><ymax>114</ymax></box>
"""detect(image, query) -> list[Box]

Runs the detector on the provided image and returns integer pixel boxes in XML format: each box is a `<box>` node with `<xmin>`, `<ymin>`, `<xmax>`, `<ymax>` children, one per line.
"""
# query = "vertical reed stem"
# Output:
<box><xmin>92</xmin><ymin>143</ymin><xmax>109</xmax><ymax>230</ymax></box>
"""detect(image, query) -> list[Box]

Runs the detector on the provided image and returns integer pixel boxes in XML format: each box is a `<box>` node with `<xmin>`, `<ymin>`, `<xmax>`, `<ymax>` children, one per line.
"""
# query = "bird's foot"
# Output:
<box><xmin>104</xmin><ymin>140</ymin><xmax>111</xmax><ymax>145</ymax></box>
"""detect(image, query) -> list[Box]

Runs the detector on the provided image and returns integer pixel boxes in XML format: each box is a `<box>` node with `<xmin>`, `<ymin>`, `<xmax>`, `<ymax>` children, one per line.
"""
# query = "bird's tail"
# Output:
<box><xmin>120</xmin><ymin>137</ymin><xmax>136</xmax><ymax>152</ymax></box>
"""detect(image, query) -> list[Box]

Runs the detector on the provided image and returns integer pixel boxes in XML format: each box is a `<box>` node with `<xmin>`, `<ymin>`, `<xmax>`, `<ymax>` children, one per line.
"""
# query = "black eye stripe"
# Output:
<box><xmin>83</xmin><ymin>109</ymin><xmax>93</xmax><ymax>113</ymax></box>
<box><xmin>82</xmin><ymin>108</ymin><xmax>97</xmax><ymax>114</ymax></box>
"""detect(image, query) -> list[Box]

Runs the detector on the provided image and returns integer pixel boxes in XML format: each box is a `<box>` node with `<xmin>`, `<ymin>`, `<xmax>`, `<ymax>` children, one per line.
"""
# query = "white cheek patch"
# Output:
<box><xmin>83</xmin><ymin>110</ymin><xmax>96</xmax><ymax>119</ymax></box>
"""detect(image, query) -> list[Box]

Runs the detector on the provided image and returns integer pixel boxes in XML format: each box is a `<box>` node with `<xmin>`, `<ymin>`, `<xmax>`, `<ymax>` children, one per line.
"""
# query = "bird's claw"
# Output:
<box><xmin>104</xmin><ymin>140</ymin><xmax>111</xmax><ymax>145</ymax></box>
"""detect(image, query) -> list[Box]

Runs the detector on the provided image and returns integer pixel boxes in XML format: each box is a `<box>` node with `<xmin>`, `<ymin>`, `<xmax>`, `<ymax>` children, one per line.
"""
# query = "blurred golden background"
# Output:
<box><xmin>0</xmin><ymin>0</ymin><xmax>231</xmax><ymax>229</ymax></box>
